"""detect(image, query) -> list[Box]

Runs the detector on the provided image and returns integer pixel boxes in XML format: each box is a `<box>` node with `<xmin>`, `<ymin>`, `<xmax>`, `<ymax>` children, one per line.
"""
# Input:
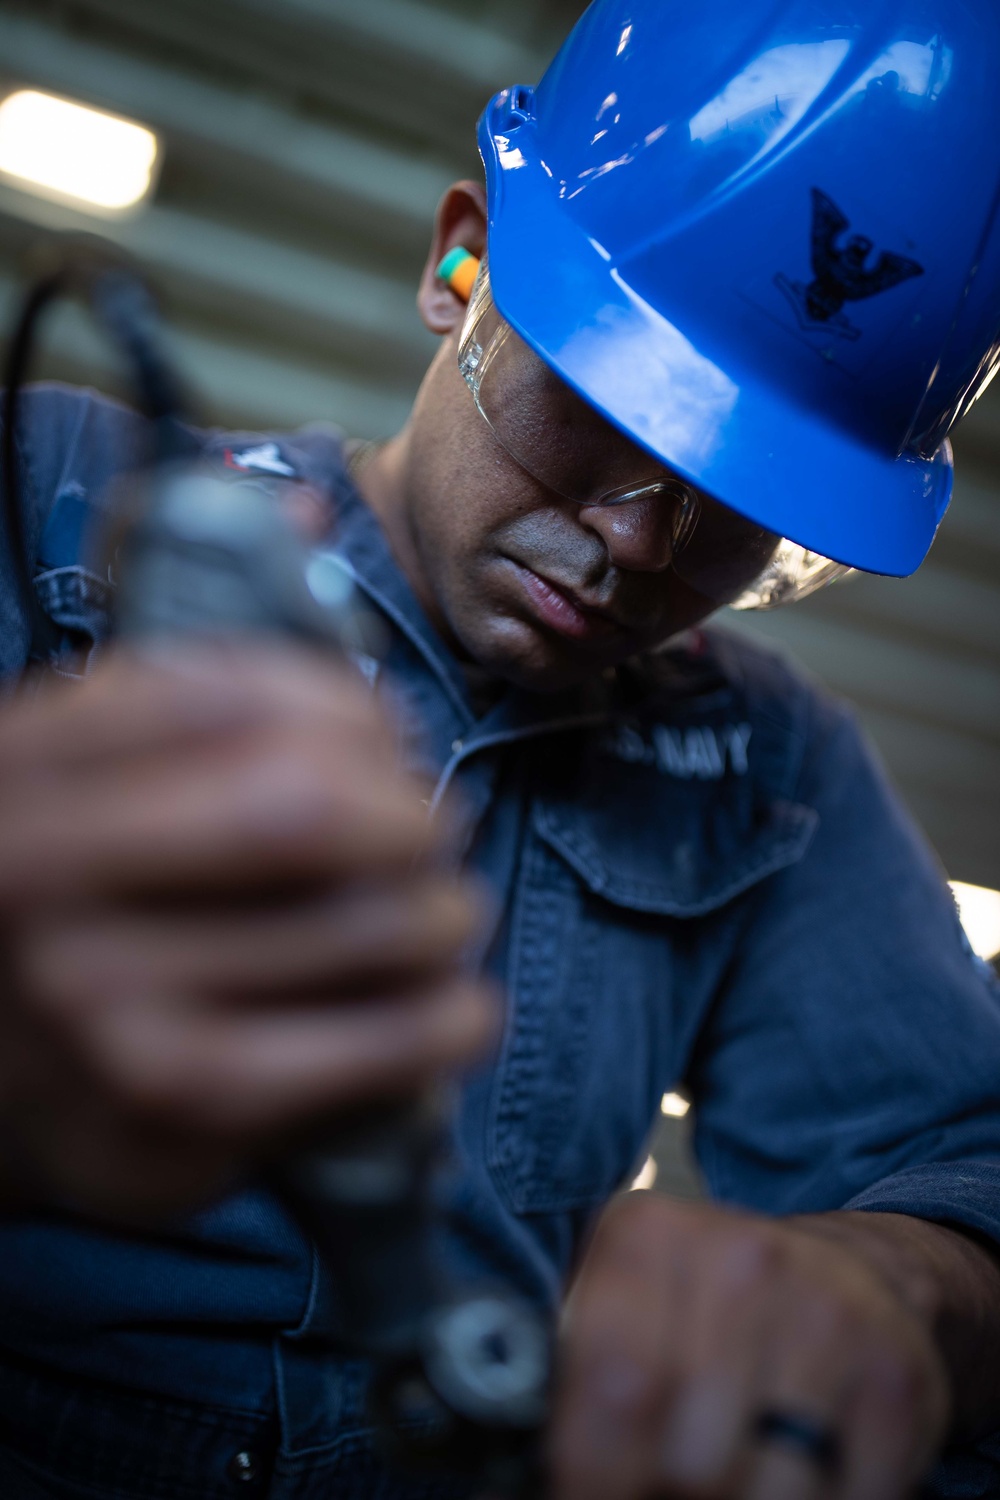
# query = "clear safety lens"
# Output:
<box><xmin>728</xmin><ymin>543</ymin><xmax>853</xmax><ymax>610</ymax></box>
<box><xmin>460</xmin><ymin>265</ymin><xmax>693</xmax><ymax>515</ymax></box>
<box><xmin>458</xmin><ymin>261</ymin><xmax>852</xmax><ymax>610</ymax></box>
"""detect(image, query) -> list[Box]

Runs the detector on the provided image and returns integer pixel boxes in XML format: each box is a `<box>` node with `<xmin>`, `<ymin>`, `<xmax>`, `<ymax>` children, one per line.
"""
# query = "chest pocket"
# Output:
<box><xmin>487</xmin><ymin>744</ymin><xmax>818</xmax><ymax>1217</ymax></box>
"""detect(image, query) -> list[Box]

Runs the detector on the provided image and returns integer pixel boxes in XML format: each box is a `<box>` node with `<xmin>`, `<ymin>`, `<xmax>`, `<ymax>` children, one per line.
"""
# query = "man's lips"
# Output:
<box><xmin>508</xmin><ymin>562</ymin><xmax>621</xmax><ymax>641</ymax></box>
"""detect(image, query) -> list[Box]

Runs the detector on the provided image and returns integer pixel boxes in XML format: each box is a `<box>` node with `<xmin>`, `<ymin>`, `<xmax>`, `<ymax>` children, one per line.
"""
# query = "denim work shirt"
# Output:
<box><xmin>1</xmin><ymin>387</ymin><xmax>1000</xmax><ymax>1499</ymax></box>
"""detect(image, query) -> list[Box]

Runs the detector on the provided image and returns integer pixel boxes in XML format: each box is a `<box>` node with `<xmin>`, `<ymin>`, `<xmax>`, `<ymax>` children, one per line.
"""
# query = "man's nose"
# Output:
<box><xmin>577</xmin><ymin>494</ymin><xmax>677</xmax><ymax>573</ymax></box>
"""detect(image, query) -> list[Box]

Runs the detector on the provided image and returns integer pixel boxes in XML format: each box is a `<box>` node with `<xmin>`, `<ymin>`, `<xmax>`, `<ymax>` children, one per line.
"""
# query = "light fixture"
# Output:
<box><xmin>661</xmin><ymin>1092</ymin><xmax>691</xmax><ymax>1119</ymax></box>
<box><xmin>0</xmin><ymin>89</ymin><xmax>160</xmax><ymax>213</ymax></box>
<box><xmin>950</xmin><ymin>882</ymin><xmax>1000</xmax><ymax>963</ymax></box>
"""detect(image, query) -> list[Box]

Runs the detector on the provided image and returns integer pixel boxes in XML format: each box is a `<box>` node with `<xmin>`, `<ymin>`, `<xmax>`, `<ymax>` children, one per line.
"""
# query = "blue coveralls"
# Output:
<box><xmin>0</xmin><ymin>386</ymin><xmax>999</xmax><ymax>1499</ymax></box>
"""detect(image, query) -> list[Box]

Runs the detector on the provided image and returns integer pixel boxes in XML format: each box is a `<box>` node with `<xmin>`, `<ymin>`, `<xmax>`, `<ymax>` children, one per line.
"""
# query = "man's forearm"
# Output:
<box><xmin>796</xmin><ymin>1210</ymin><xmax>1000</xmax><ymax>1444</ymax></box>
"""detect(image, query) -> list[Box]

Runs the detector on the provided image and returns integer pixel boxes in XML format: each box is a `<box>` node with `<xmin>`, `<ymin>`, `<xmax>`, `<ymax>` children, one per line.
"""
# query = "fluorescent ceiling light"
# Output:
<box><xmin>950</xmin><ymin>882</ymin><xmax>1000</xmax><ymax>963</ymax></box>
<box><xmin>0</xmin><ymin>89</ymin><xmax>159</xmax><ymax>212</ymax></box>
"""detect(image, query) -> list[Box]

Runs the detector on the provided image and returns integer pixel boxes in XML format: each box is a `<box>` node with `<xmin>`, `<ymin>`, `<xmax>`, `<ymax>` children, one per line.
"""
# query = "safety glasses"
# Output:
<box><xmin>458</xmin><ymin>260</ymin><xmax>852</xmax><ymax>611</ymax></box>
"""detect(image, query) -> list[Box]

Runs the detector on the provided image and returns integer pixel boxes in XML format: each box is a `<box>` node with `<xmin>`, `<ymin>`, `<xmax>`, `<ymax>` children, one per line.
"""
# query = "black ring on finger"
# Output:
<box><xmin>754</xmin><ymin>1410</ymin><xmax>842</xmax><ymax>1475</ymax></box>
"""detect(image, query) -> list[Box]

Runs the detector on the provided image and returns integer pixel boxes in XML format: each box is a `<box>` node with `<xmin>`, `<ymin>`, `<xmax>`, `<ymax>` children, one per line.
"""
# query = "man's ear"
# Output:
<box><xmin>418</xmin><ymin>181</ymin><xmax>488</xmax><ymax>337</ymax></box>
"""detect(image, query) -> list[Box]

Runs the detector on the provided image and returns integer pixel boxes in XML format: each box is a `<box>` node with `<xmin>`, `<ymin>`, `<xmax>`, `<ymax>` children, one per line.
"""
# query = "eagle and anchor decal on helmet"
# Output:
<box><xmin>775</xmin><ymin>189</ymin><xmax>926</xmax><ymax>344</ymax></box>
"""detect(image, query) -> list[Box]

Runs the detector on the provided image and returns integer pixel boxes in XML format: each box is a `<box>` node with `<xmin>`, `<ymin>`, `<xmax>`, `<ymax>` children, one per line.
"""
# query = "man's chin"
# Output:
<box><xmin>448</xmin><ymin>565</ymin><xmax>724</xmax><ymax>695</ymax></box>
<box><xmin>453</xmin><ymin>612</ymin><xmax>633</xmax><ymax>696</ymax></box>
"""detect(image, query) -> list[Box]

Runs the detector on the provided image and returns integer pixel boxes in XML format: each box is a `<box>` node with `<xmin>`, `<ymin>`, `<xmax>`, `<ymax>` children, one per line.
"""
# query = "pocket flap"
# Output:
<box><xmin>533</xmin><ymin>773</ymin><xmax>818</xmax><ymax>918</ymax></box>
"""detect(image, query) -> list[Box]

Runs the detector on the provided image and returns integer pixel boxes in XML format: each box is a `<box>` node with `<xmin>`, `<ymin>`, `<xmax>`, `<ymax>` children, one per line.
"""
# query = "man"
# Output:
<box><xmin>1</xmin><ymin>1</ymin><xmax>1000</xmax><ymax>1498</ymax></box>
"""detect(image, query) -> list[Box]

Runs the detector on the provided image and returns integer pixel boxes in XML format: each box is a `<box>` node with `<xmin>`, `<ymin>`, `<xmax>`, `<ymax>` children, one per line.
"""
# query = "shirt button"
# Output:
<box><xmin>452</xmin><ymin>739</ymin><xmax>464</xmax><ymax>755</ymax></box>
<box><xmin>228</xmin><ymin>1450</ymin><xmax>262</xmax><ymax>1484</ymax></box>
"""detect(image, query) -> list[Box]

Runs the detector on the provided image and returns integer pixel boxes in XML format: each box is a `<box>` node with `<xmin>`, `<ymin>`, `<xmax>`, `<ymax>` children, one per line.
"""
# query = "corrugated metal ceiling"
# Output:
<box><xmin>0</xmin><ymin>0</ymin><xmax>997</xmax><ymax>889</ymax></box>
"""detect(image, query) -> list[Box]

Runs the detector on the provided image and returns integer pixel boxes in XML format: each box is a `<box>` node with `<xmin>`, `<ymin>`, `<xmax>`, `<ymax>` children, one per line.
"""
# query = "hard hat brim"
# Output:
<box><xmin>479</xmin><ymin>105</ymin><xmax>953</xmax><ymax>580</ymax></box>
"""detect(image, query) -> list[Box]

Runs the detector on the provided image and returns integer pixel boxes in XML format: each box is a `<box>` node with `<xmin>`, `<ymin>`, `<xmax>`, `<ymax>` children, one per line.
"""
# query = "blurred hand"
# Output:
<box><xmin>0</xmin><ymin>645</ymin><xmax>495</xmax><ymax>1221</ymax></box>
<box><xmin>551</xmin><ymin>1195</ymin><xmax>949</xmax><ymax>1500</ymax></box>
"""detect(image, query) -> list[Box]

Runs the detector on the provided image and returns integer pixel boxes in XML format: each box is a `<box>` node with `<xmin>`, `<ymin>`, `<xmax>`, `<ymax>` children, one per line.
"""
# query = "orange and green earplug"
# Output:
<box><xmin>436</xmin><ymin>248</ymin><xmax>481</xmax><ymax>303</ymax></box>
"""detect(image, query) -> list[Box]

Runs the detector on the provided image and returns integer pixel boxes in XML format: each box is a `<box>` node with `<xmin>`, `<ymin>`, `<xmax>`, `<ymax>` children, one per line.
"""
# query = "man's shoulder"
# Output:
<box><xmin>14</xmin><ymin>383</ymin><xmax>145</xmax><ymax>507</ymax></box>
<box><xmin>12</xmin><ymin>383</ymin><xmax>351</xmax><ymax>562</ymax></box>
<box><xmin>1</xmin><ymin>384</ymin><xmax>353</xmax><ymax>678</ymax></box>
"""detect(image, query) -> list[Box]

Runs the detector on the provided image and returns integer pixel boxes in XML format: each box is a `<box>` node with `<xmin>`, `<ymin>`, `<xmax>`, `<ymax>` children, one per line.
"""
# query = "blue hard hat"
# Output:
<box><xmin>478</xmin><ymin>0</ymin><xmax>1000</xmax><ymax>577</ymax></box>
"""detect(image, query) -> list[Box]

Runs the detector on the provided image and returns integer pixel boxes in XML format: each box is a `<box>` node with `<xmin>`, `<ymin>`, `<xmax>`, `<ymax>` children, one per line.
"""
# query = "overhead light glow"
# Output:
<box><xmin>950</xmin><ymin>882</ymin><xmax>1000</xmax><ymax>962</ymax></box>
<box><xmin>0</xmin><ymin>90</ymin><xmax>159</xmax><ymax>212</ymax></box>
<box><xmin>661</xmin><ymin>1092</ymin><xmax>691</xmax><ymax>1119</ymax></box>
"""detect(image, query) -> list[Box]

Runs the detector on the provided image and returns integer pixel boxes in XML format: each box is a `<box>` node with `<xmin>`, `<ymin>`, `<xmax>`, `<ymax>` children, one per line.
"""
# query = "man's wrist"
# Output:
<box><xmin>794</xmin><ymin>1209</ymin><xmax>1000</xmax><ymax>1443</ymax></box>
<box><xmin>793</xmin><ymin>1211</ymin><xmax>948</xmax><ymax>1328</ymax></box>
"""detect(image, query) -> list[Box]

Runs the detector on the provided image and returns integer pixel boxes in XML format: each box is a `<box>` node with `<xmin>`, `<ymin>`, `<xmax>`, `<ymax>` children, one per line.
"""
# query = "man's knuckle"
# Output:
<box><xmin>565</xmin><ymin>1339</ymin><xmax>662</xmax><ymax>1427</ymax></box>
<box><xmin>119</xmin><ymin>1064</ymin><xmax>241</xmax><ymax>1138</ymax></box>
<box><xmin>287</xmin><ymin>752</ymin><xmax>338</xmax><ymax>812</ymax></box>
<box><xmin>603</xmin><ymin>1191</ymin><xmax>663</xmax><ymax>1248</ymax></box>
<box><xmin>713</xmin><ymin>1221</ymin><xmax>785</xmax><ymax>1294</ymax></box>
<box><xmin>96</xmin><ymin>1053</ymin><xmax>177</xmax><ymax>1116</ymax></box>
<box><xmin>864</xmin><ymin>1344</ymin><xmax>932</xmax><ymax>1414</ymax></box>
<box><xmin>16</xmin><ymin>938</ymin><xmax>99</xmax><ymax>1019</ymax></box>
<box><xmin>76</xmin><ymin>1022</ymin><xmax>192</xmax><ymax>1121</ymax></box>
<box><xmin>237</xmin><ymin>744</ymin><xmax>334</xmax><ymax>824</ymax></box>
<box><xmin>818</xmin><ymin>1305</ymin><xmax>866</xmax><ymax>1363</ymax></box>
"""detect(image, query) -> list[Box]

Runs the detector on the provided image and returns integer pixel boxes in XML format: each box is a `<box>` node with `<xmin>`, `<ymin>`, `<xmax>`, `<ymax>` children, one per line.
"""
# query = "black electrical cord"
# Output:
<box><xmin>1</xmin><ymin>236</ymin><xmax>195</xmax><ymax>661</ymax></box>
